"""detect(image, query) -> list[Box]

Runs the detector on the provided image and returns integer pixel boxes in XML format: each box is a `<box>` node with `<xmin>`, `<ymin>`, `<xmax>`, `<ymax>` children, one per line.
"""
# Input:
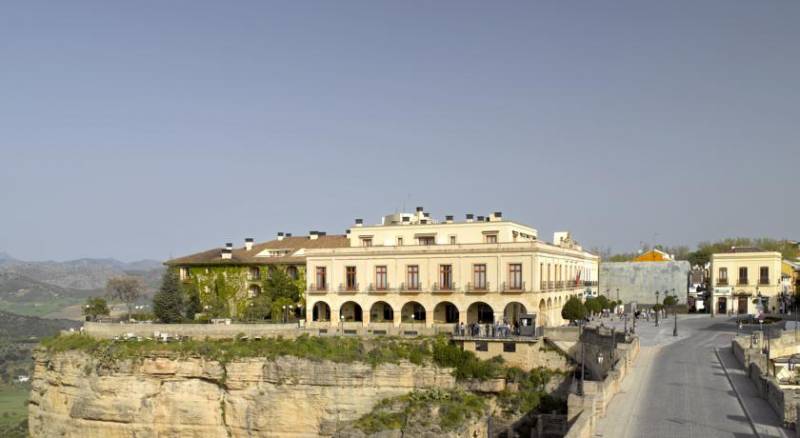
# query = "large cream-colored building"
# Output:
<box><xmin>710</xmin><ymin>247</ymin><xmax>782</xmax><ymax>315</ymax></box>
<box><xmin>304</xmin><ymin>209</ymin><xmax>599</xmax><ymax>331</ymax></box>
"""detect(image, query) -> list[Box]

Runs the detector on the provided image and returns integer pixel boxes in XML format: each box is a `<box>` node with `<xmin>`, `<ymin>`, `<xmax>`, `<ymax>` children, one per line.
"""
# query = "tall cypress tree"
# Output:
<box><xmin>153</xmin><ymin>269</ymin><xmax>184</xmax><ymax>323</ymax></box>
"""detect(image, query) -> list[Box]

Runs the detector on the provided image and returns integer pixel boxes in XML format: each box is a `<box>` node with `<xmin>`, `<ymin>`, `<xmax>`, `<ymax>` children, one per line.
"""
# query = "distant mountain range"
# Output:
<box><xmin>0</xmin><ymin>252</ymin><xmax>164</xmax><ymax>319</ymax></box>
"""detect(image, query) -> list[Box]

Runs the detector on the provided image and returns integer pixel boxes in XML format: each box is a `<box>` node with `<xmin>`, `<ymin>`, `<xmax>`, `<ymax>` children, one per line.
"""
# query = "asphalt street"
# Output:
<box><xmin>592</xmin><ymin>314</ymin><xmax>792</xmax><ymax>438</ymax></box>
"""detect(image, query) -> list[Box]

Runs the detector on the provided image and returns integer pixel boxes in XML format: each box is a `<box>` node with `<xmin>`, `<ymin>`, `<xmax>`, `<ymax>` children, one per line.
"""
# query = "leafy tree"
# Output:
<box><xmin>183</xmin><ymin>282</ymin><xmax>202</xmax><ymax>321</ymax></box>
<box><xmin>663</xmin><ymin>296</ymin><xmax>678</xmax><ymax>307</ymax></box>
<box><xmin>653</xmin><ymin>303</ymin><xmax>664</xmax><ymax>312</ymax></box>
<box><xmin>82</xmin><ymin>297</ymin><xmax>109</xmax><ymax>321</ymax></box>
<box><xmin>584</xmin><ymin>297</ymin><xmax>602</xmax><ymax>316</ymax></box>
<box><xmin>153</xmin><ymin>269</ymin><xmax>184</xmax><ymax>323</ymax></box>
<box><xmin>596</xmin><ymin>295</ymin><xmax>610</xmax><ymax>310</ymax></box>
<box><xmin>271</xmin><ymin>296</ymin><xmax>297</xmax><ymax>322</ymax></box>
<box><xmin>262</xmin><ymin>266</ymin><xmax>301</xmax><ymax>303</ymax></box>
<box><xmin>244</xmin><ymin>293</ymin><xmax>272</xmax><ymax>321</ymax></box>
<box><xmin>561</xmin><ymin>296</ymin><xmax>587</xmax><ymax>323</ymax></box>
<box><xmin>106</xmin><ymin>276</ymin><xmax>143</xmax><ymax>321</ymax></box>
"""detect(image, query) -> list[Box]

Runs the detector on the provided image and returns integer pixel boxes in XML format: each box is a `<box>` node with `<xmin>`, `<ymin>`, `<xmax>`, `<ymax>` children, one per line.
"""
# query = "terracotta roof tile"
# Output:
<box><xmin>165</xmin><ymin>235</ymin><xmax>349</xmax><ymax>266</ymax></box>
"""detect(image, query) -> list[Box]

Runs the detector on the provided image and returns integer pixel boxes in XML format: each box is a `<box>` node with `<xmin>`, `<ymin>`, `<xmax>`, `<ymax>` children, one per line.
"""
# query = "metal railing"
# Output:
<box><xmin>307</xmin><ymin>283</ymin><xmax>328</xmax><ymax>293</ymax></box>
<box><xmin>338</xmin><ymin>283</ymin><xmax>361</xmax><ymax>293</ymax></box>
<box><xmin>399</xmin><ymin>282</ymin><xmax>421</xmax><ymax>292</ymax></box>
<box><xmin>502</xmin><ymin>281</ymin><xmax>526</xmax><ymax>292</ymax></box>
<box><xmin>432</xmin><ymin>282</ymin><xmax>457</xmax><ymax>293</ymax></box>
<box><xmin>367</xmin><ymin>283</ymin><xmax>392</xmax><ymax>293</ymax></box>
<box><xmin>465</xmin><ymin>282</ymin><xmax>490</xmax><ymax>293</ymax></box>
<box><xmin>717</xmin><ymin>280</ymin><xmax>729</xmax><ymax>286</ymax></box>
<box><xmin>738</xmin><ymin>279</ymin><xmax>749</xmax><ymax>286</ymax></box>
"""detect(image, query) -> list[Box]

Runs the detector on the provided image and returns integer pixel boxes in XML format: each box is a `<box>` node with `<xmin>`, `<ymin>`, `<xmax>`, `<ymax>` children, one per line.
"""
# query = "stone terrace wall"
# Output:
<box><xmin>564</xmin><ymin>336</ymin><xmax>641</xmax><ymax>438</ymax></box>
<box><xmin>79</xmin><ymin>321</ymin><xmax>315</xmax><ymax>340</ymax></box>
<box><xmin>733</xmin><ymin>334</ymin><xmax>800</xmax><ymax>429</ymax></box>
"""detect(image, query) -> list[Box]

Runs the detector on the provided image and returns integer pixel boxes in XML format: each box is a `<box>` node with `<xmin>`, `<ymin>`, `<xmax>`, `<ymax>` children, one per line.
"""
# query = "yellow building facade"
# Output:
<box><xmin>304</xmin><ymin>209</ymin><xmax>599</xmax><ymax>330</ymax></box>
<box><xmin>710</xmin><ymin>247</ymin><xmax>782</xmax><ymax>315</ymax></box>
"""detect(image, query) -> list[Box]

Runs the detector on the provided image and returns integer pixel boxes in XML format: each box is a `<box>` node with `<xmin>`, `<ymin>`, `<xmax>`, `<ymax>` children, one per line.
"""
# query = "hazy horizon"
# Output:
<box><xmin>1</xmin><ymin>1</ymin><xmax>798</xmax><ymax>262</ymax></box>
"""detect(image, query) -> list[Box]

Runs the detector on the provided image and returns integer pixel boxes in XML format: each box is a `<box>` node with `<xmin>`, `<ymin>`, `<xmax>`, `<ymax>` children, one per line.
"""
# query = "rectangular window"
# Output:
<box><xmin>345</xmin><ymin>266</ymin><xmax>357</xmax><ymax>290</ymax></box>
<box><xmin>473</xmin><ymin>264</ymin><xmax>487</xmax><ymax>290</ymax></box>
<box><xmin>406</xmin><ymin>265</ymin><xmax>420</xmax><ymax>290</ymax></box>
<box><xmin>419</xmin><ymin>236</ymin><xmax>435</xmax><ymax>246</ymax></box>
<box><xmin>315</xmin><ymin>266</ymin><xmax>327</xmax><ymax>290</ymax></box>
<box><xmin>509</xmin><ymin>264</ymin><xmax>523</xmax><ymax>290</ymax></box>
<box><xmin>738</xmin><ymin>267</ymin><xmax>748</xmax><ymax>285</ymax></box>
<box><xmin>719</xmin><ymin>268</ymin><xmax>728</xmax><ymax>285</ymax></box>
<box><xmin>180</xmin><ymin>267</ymin><xmax>189</xmax><ymax>280</ymax></box>
<box><xmin>440</xmin><ymin>264</ymin><xmax>453</xmax><ymax>290</ymax></box>
<box><xmin>361</xmin><ymin>238</ymin><xmax>373</xmax><ymax>247</ymax></box>
<box><xmin>475</xmin><ymin>341</ymin><xmax>488</xmax><ymax>352</ymax></box>
<box><xmin>397</xmin><ymin>237</ymin><xmax>403</xmax><ymax>246</ymax></box>
<box><xmin>375</xmin><ymin>266</ymin><xmax>388</xmax><ymax>290</ymax></box>
<box><xmin>248</xmin><ymin>267</ymin><xmax>260</xmax><ymax>280</ymax></box>
<box><xmin>503</xmin><ymin>343</ymin><xmax>516</xmax><ymax>353</ymax></box>
<box><xmin>450</xmin><ymin>235</ymin><xmax>457</xmax><ymax>245</ymax></box>
<box><xmin>485</xmin><ymin>234</ymin><xmax>498</xmax><ymax>244</ymax></box>
<box><xmin>759</xmin><ymin>267</ymin><xmax>769</xmax><ymax>285</ymax></box>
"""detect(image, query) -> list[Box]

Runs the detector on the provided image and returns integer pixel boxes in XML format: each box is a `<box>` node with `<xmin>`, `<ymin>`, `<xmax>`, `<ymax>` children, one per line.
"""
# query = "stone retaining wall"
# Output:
<box><xmin>732</xmin><ymin>334</ymin><xmax>800</xmax><ymax>429</ymax></box>
<box><xmin>564</xmin><ymin>336</ymin><xmax>640</xmax><ymax>438</ymax></box>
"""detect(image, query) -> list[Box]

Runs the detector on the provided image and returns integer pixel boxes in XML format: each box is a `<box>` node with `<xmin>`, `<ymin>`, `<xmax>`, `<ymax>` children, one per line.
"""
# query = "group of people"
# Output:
<box><xmin>454</xmin><ymin>319</ymin><xmax>519</xmax><ymax>338</ymax></box>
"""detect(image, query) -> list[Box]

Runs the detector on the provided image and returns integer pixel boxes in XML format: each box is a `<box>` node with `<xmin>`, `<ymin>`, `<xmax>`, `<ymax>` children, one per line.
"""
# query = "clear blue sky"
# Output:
<box><xmin>1</xmin><ymin>1</ymin><xmax>797</xmax><ymax>261</ymax></box>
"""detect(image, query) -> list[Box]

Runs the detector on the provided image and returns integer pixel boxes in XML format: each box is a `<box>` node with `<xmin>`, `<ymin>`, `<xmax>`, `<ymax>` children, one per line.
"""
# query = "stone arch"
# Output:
<box><xmin>340</xmin><ymin>301</ymin><xmax>363</xmax><ymax>322</ymax></box>
<box><xmin>312</xmin><ymin>301</ymin><xmax>331</xmax><ymax>322</ymax></box>
<box><xmin>503</xmin><ymin>302</ymin><xmax>527</xmax><ymax>324</ymax></box>
<box><xmin>369</xmin><ymin>301</ymin><xmax>394</xmax><ymax>322</ymax></box>
<box><xmin>538</xmin><ymin>299</ymin><xmax>548</xmax><ymax>327</ymax></box>
<box><xmin>433</xmin><ymin>301</ymin><xmax>459</xmax><ymax>324</ymax></box>
<box><xmin>547</xmin><ymin>297</ymin><xmax>553</xmax><ymax>309</ymax></box>
<box><xmin>286</xmin><ymin>265</ymin><xmax>299</xmax><ymax>280</ymax></box>
<box><xmin>248</xmin><ymin>284</ymin><xmax>261</xmax><ymax>298</ymax></box>
<box><xmin>467</xmin><ymin>302</ymin><xmax>494</xmax><ymax>324</ymax></box>
<box><xmin>401</xmin><ymin>301</ymin><xmax>426</xmax><ymax>322</ymax></box>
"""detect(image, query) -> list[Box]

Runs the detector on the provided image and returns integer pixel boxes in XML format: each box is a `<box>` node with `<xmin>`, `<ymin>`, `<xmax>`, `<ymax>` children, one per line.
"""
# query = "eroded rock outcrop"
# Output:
<box><xmin>28</xmin><ymin>351</ymin><xmax>456</xmax><ymax>437</ymax></box>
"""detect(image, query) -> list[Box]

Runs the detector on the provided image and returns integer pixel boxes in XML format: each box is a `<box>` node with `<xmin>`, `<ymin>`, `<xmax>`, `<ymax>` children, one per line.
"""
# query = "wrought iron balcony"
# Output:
<box><xmin>717</xmin><ymin>280</ymin><xmax>728</xmax><ymax>286</ymax></box>
<box><xmin>502</xmin><ymin>281</ymin><xmax>526</xmax><ymax>292</ymax></box>
<box><xmin>307</xmin><ymin>283</ymin><xmax>328</xmax><ymax>294</ymax></box>
<box><xmin>465</xmin><ymin>282</ymin><xmax>490</xmax><ymax>293</ymax></box>
<box><xmin>367</xmin><ymin>283</ymin><xmax>392</xmax><ymax>293</ymax></box>
<box><xmin>338</xmin><ymin>283</ymin><xmax>361</xmax><ymax>293</ymax></box>
<box><xmin>432</xmin><ymin>282</ymin><xmax>456</xmax><ymax>293</ymax></box>
<box><xmin>399</xmin><ymin>282</ymin><xmax>421</xmax><ymax>293</ymax></box>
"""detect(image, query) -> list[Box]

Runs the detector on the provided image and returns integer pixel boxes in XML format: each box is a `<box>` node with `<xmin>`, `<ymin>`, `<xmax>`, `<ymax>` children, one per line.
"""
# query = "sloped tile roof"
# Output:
<box><xmin>165</xmin><ymin>235</ymin><xmax>349</xmax><ymax>266</ymax></box>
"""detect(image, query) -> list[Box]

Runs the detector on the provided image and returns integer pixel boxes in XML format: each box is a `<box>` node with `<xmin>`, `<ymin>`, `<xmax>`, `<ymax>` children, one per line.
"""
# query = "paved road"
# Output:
<box><xmin>592</xmin><ymin>314</ymin><xmax>791</xmax><ymax>438</ymax></box>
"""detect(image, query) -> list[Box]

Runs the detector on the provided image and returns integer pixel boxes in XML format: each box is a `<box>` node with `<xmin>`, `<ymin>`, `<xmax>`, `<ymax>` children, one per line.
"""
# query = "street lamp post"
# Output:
<box><xmin>623</xmin><ymin>313</ymin><xmax>628</xmax><ymax>335</ymax></box>
<box><xmin>673</xmin><ymin>299</ymin><xmax>678</xmax><ymax>337</ymax></box>
<box><xmin>655</xmin><ymin>290</ymin><xmax>660</xmax><ymax>327</ymax></box>
<box><xmin>578</xmin><ymin>320</ymin><xmax>585</xmax><ymax>396</ymax></box>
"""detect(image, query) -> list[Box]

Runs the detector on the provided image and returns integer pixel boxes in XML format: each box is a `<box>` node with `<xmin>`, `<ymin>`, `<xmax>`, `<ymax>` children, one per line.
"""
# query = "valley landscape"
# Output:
<box><xmin>0</xmin><ymin>253</ymin><xmax>163</xmax><ymax>437</ymax></box>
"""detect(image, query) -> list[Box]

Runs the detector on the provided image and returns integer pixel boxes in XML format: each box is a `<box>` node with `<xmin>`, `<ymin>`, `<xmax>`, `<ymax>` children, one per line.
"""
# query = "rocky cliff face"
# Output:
<box><xmin>29</xmin><ymin>351</ymin><xmax>456</xmax><ymax>437</ymax></box>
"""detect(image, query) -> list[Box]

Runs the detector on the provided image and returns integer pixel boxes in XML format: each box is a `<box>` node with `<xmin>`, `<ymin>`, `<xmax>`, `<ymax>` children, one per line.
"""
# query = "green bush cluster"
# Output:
<box><xmin>431</xmin><ymin>338</ymin><xmax>504</xmax><ymax>380</ymax></box>
<box><xmin>498</xmin><ymin>366</ymin><xmax>566</xmax><ymax>415</ymax></box>
<box><xmin>354</xmin><ymin>388</ymin><xmax>486</xmax><ymax>433</ymax></box>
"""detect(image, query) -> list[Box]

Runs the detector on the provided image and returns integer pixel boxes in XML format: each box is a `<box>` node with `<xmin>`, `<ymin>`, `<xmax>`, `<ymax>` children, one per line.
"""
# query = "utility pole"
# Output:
<box><xmin>655</xmin><ymin>290</ymin><xmax>660</xmax><ymax>327</ymax></box>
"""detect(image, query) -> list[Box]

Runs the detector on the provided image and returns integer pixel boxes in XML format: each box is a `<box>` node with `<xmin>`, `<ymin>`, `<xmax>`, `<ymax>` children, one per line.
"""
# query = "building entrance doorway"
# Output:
<box><xmin>717</xmin><ymin>297</ymin><xmax>727</xmax><ymax>315</ymax></box>
<box><xmin>737</xmin><ymin>296</ymin><xmax>748</xmax><ymax>314</ymax></box>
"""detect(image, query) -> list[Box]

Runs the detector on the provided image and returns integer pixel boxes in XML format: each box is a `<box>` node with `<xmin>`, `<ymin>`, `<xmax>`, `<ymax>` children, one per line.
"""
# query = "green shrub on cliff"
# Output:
<box><xmin>353</xmin><ymin>388</ymin><xmax>486</xmax><ymax>434</ymax></box>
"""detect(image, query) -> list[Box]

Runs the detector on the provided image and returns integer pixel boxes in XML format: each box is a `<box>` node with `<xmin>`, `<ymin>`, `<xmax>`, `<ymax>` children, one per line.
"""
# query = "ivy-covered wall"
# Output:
<box><xmin>182</xmin><ymin>265</ymin><xmax>306</xmax><ymax>319</ymax></box>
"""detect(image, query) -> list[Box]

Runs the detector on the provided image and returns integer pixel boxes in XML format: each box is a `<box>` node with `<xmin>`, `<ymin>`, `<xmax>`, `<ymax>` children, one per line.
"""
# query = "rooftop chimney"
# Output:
<box><xmin>221</xmin><ymin>248</ymin><xmax>232</xmax><ymax>260</ymax></box>
<box><xmin>244</xmin><ymin>238</ymin><xmax>254</xmax><ymax>251</ymax></box>
<box><xmin>445</xmin><ymin>215</ymin><xmax>454</xmax><ymax>224</ymax></box>
<box><xmin>402</xmin><ymin>216</ymin><xmax>410</xmax><ymax>223</ymax></box>
<box><xmin>285</xmin><ymin>232</ymin><xmax>292</xmax><ymax>237</ymax></box>
<box><xmin>466</xmin><ymin>213</ymin><xmax>474</xmax><ymax>223</ymax></box>
<box><xmin>309</xmin><ymin>231</ymin><xmax>319</xmax><ymax>240</ymax></box>
<box><xmin>354</xmin><ymin>218</ymin><xmax>363</xmax><ymax>227</ymax></box>
<box><xmin>277</xmin><ymin>232</ymin><xmax>285</xmax><ymax>241</ymax></box>
<box><xmin>225</xmin><ymin>242</ymin><xmax>233</xmax><ymax>250</ymax></box>
<box><xmin>416</xmin><ymin>206</ymin><xmax>424</xmax><ymax>212</ymax></box>
<box><xmin>476</xmin><ymin>215</ymin><xmax>484</xmax><ymax>222</ymax></box>
<box><xmin>490</xmin><ymin>211</ymin><xmax>502</xmax><ymax>222</ymax></box>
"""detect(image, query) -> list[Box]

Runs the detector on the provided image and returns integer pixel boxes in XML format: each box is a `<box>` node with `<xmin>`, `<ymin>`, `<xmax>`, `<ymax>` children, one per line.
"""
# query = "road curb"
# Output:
<box><xmin>714</xmin><ymin>347</ymin><xmax>762</xmax><ymax>438</ymax></box>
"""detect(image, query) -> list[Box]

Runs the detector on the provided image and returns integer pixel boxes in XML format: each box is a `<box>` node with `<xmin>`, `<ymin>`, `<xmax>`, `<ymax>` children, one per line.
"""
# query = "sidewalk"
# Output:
<box><xmin>716</xmin><ymin>346</ymin><xmax>792</xmax><ymax>438</ymax></box>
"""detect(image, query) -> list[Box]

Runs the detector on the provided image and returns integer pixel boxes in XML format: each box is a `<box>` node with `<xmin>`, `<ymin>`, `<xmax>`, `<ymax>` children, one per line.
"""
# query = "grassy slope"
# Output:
<box><xmin>0</xmin><ymin>384</ymin><xmax>28</xmax><ymax>435</ymax></box>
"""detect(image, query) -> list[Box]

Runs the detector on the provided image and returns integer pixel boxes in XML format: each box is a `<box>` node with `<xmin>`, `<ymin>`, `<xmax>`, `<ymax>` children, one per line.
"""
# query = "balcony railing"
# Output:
<box><xmin>759</xmin><ymin>278</ymin><xmax>770</xmax><ymax>285</ymax></box>
<box><xmin>502</xmin><ymin>281</ymin><xmax>526</xmax><ymax>292</ymax></box>
<box><xmin>555</xmin><ymin>281</ymin><xmax>564</xmax><ymax>290</ymax></box>
<box><xmin>432</xmin><ymin>282</ymin><xmax>456</xmax><ymax>293</ymax></box>
<box><xmin>738</xmin><ymin>279</ymin><xmax>749</xmax><ymax>286</ymax></box>
<box><xmin>338</xmin><ymin>283</ymin><xmax>361</xmax><ymax>293</ymax></box>
<box><xmin>367</xmin><ymin>283</ymin><xmax>392</xmax><ymax>293</ymax></box>
<box><xmin>717</xmin><ymin>280</ymin><xmax>728</xmax><ymax>286</ymax></box>
<box><xmin>399</xmin><ymin>282</ymin><xmax>421</xmax><ymax>293</ymax></box>
<box><xmin>582</xmin><ymin>281</ymin><xmax>598</xmax><ymax>287</ymax></box>
<box><xmin>465</xmin><ymin>282</ymin><xmax>490</xmax><ymax>293</ymax></box>
<box><xmin>308</xmin><ymin>283</ymin><xmax>328</xmax><ymax>294</ymax></box>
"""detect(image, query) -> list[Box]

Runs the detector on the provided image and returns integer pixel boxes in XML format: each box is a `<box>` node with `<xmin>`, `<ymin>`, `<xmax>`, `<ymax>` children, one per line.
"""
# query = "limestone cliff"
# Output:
<box><xmin>28</xmin><ymin>350</ymin><xmax>456</xmax><ymax>437</ymax></box>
